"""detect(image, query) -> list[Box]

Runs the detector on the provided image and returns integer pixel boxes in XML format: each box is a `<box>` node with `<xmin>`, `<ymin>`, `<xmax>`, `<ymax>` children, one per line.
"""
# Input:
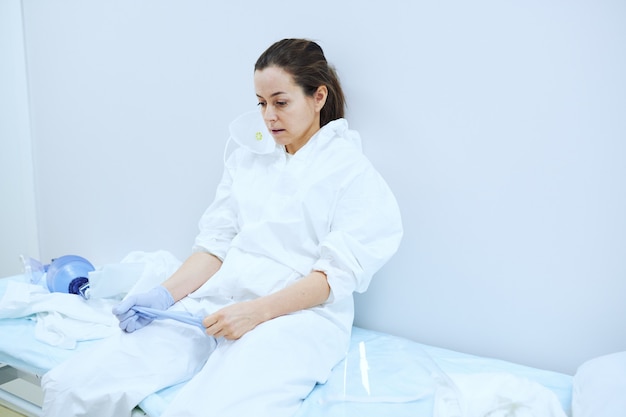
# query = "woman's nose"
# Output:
<box><xmin>263</xmin><ymin>106</ymin><xmax>277</xmax><ymax>123</ymax></box>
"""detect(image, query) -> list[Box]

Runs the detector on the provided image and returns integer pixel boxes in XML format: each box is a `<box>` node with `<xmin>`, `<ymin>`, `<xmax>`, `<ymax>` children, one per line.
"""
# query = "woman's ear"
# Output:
<box><xmin>314</xmin><ymin>85</ymin><xmax>328</xmax><ymax>112</ymax></box>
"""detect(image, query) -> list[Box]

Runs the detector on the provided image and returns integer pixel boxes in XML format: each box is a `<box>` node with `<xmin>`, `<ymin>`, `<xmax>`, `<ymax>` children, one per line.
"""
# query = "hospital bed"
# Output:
<box><xmin>0</xmin><ymin>273</ymin><xmax>577</xmax><ymax>416</ymax></box>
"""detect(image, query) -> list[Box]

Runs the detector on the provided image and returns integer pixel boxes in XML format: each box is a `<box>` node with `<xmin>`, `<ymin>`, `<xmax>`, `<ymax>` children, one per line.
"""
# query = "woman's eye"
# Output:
<box><xmin>257</xmin><ymin>102</ymin><xmax>266</xmax><ymax>107</ymax></box>
<box><xmin>276</xmin><ymin>101</ymin><xmax>287</xmax><ymax>107</ymax></box>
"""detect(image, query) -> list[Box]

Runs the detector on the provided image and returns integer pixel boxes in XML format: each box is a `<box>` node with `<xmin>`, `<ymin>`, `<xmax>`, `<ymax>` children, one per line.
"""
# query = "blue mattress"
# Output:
<box><xmin>0</xmin><ymin>275</ymin><xmax>572</xmax><ymax>416</ymax></box>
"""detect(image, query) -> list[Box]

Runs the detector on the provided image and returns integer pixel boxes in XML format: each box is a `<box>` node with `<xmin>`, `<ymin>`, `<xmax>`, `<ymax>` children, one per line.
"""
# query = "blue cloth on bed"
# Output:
<box><xmin>0</xmin><ymin>276</ymin><xmax>572</xmax><ymax>417</ymax></box>
<box><xmin>137</xmin><ymin>327</ymin><xmax>573</xmax><ymax>417</ymax></box>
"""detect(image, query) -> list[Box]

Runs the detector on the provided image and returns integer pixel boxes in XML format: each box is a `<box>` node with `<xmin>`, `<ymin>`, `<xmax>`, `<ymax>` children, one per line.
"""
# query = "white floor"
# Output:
<box><xmin>0</xmin><ymin>405</ymin><xmax>26</xmax><ymax>417</ymax></box>
<box><xmin>0</xmin><ymin>378</ymin><xmax>41</xmax><ymax>417</ymax></box>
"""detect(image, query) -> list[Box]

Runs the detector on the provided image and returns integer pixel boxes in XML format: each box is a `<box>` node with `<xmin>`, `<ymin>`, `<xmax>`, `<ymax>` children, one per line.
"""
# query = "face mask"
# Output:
<box><xmin>228</xmin><ymin>110</ymin><xmax>275</xmax><ymax>155</ymax></box>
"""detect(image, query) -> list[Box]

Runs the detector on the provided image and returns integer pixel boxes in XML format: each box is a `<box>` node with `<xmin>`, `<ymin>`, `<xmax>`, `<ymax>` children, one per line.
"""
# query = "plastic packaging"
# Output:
<box><xmin>87</xmin><ymin>262</ymin><xmax>144</xmax><ymax>299</ymax></box>
<box><xmin>20</xmin><ymin>255</ymin><xmax>46</xmax><ymax>285</ymax></box>
<box><xmin>295</xmin><ymin>327</ymin><xmax>460</xmax><ymax>416</ymax></box>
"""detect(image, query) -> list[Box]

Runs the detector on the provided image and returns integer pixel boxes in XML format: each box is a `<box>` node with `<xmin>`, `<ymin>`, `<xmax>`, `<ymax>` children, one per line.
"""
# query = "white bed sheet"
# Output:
<box><xmin>0</xmin><ymin>275</ymin><xmax>573</xmax><ymax>416</ymax></box>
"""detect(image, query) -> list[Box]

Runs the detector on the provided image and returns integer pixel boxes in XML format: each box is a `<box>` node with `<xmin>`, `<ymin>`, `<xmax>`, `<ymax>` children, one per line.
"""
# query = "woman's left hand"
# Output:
<box><xmin>202</xmin><ymin>300</ymin><xmax>267</xmax><ymax>340</ymax></box>
<box><xmin>202</xmin><ymin>271</ymin><xmax>329</xmax><ymax>339</ymax></box>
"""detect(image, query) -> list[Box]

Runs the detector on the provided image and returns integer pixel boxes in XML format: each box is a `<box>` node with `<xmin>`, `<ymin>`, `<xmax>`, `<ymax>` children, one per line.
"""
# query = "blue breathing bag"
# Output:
<box><xmin>21</xmin><ymin>254</ymin><xmax>95</xmax><ymax>299</ymax></box>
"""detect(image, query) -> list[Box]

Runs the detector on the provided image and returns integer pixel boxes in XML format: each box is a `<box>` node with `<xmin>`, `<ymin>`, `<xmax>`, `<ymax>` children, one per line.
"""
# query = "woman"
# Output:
<box><xmin>42</xmin><ymin>38</ymin><xmax>403</xmax><ymax>417</ymax></box>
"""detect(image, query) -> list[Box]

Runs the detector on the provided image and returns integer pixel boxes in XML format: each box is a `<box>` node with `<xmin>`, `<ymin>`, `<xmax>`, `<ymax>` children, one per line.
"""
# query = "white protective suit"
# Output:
<box><xmin>42</xmin><ymin>116</ymin><xmax>403</xmax><ymax>417</ymax></box>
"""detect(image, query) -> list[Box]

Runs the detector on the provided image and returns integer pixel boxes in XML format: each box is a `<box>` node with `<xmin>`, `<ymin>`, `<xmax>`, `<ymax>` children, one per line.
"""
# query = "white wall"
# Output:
<box><xmin>15</xmin><ymin>0</ymin><xmax>626</xmax><ymax>374</ymax></box>
<box><xmin>0</xmin><ymin>1</ymin><xmax>39</xmax><ymax>277</ymax></box>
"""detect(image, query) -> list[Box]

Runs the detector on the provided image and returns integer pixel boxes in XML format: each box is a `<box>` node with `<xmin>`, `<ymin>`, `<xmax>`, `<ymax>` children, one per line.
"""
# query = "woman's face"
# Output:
<box><xmin>254</xmin><ymin>66</ymin><xmax>327</xmax><ymax>154</ymax></box>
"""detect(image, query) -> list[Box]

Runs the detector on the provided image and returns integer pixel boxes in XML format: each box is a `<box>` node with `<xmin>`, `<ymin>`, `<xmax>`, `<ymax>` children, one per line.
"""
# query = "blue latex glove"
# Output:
<box><xmin>112</xmin><ymin>286</ymin><xmax>175</xmax><ymax>333</ymax></box>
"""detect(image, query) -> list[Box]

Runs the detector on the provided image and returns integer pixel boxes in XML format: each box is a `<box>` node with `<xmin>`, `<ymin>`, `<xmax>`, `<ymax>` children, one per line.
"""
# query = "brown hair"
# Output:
<box><xmin>255</xmin><ymin>39</ymin><xmax>346</xmax><ymax>127</ymax></box>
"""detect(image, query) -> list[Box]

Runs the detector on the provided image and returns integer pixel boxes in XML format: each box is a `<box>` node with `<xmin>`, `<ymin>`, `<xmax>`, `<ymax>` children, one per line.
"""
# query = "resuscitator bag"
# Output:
<box><xmin>20</xmin><ymin>254</ymin><xmax>142</xmax><ymax>300</ymax></box>
<box><xmin>21</xmin><ymin>251</ymin><xmax>180</xmax><ymax>301</ymax></box>
<box><xmin>21</xmin><ymin>255</ymin><xmax>94</xmax><ymax>299</ymax></box>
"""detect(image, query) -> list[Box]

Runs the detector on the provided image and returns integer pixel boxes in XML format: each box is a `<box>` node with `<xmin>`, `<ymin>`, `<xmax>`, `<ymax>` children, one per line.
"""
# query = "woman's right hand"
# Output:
<box><xmin>112</xmin><ymin>286</ymin><xmax>174</xmax><ymax>332</ymax></box>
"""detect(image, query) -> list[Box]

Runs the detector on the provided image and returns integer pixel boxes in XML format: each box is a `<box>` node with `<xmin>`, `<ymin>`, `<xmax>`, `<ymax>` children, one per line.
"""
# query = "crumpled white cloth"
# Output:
<box><xmin>434</xmin><ymin>372</ymin><xmax>567</xmax><ymax>417</ymax></box>
<box><xmin>0</xmin><ymin>250</ymin><xmax>183</xmax><ymax>349</ymax></box>
<box><xmin>572</xmin><ymin>351</ymin><xmax>626</xmax><ymax>417</ymax></box>
<box><xmin>0</xmin><ymin>281</ymin><xmax>118</xmax><ymax>349</ymax></box>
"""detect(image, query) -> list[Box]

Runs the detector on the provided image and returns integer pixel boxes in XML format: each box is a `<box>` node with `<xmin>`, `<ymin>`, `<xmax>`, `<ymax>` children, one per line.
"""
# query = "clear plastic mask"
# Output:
<box><xmin>228</xmin><ymin>110</ymin><xmax>276</xmax><ymax>155</ymax></box>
